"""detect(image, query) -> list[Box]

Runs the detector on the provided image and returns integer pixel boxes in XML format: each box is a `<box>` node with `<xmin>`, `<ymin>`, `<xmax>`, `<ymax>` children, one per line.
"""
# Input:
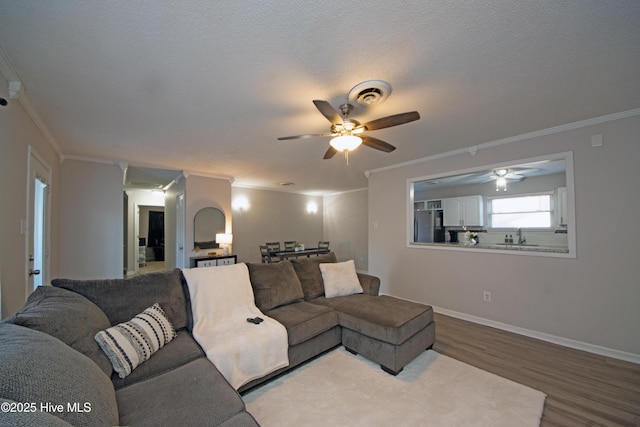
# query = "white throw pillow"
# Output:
<box><xmin>94</xmin><ymin>303</ymin><xmax>176</xmax><ymax>378</ymax></box>
<box><xmin>319</xmin><ymin>260</ymin><xmax>363</xmax><ymax>298</ymax></box>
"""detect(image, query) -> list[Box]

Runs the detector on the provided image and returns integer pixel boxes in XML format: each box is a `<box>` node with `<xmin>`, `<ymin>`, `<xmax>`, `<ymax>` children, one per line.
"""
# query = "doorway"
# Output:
<box><xmin>122</xmin><ymin>166</ymin><xmax>183</xmax><ymax>276</ymax></box>
<box><xmin>147</xmin><ymin>210</ymin><xmax>165</xmax><ymax>261</ymax></box>
<box><xmin>27</xmin><ymin>147</ymin><xmax>51</xmax><ymax>295</ymax></box>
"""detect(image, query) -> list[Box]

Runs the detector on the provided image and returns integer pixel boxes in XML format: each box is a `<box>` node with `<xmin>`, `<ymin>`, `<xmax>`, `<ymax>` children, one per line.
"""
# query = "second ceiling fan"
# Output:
<box><xmin>278</xmin><ymin>99</ymin><xmax>420</xmax><ymax>161</ymax></box>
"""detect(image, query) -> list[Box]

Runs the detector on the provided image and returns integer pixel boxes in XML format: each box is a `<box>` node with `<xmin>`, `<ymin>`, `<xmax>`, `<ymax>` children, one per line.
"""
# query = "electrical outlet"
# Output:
<box><xmin>483</xmin><ymin>291</ymin><xmax>492</xmax><ymax>302</ymax></box>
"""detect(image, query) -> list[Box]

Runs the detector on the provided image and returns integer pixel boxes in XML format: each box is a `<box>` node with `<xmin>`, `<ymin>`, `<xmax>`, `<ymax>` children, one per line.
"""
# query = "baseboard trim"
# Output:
<box><xmin>433</xmin><ymin>306</ymin><xmax>640</xmax><ymax>365</ymax></box>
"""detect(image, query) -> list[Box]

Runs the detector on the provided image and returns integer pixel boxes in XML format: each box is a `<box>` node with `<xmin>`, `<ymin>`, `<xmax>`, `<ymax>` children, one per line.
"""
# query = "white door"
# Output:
<box><xmin>175</xmin><ymin>192</ymin><xmax>185</xmax><ymax>269</ymax></box>
<box><xmin>27</xmin><ymin>148</ymin><xmax>51</xmax><ymax>295</ymax></box>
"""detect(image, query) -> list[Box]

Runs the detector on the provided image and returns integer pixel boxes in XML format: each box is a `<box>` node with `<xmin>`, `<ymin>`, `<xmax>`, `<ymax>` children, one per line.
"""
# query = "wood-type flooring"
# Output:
<box><xmin>433</xmin><ymin>313</ymin><xmax>640</xmax><ymax>427</ymax></box>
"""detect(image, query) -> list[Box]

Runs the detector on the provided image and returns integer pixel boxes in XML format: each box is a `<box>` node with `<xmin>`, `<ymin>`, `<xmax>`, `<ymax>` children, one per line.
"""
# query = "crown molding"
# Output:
<box><xmin>60</xmin><ymin>154</ymin><xmax>123</xmax><ymax>167</ymax></box>
<box><xmin>366</xmin><ymin>108</ymin><xmax>640</xmax><ymax>176</ymax></box>
<box><xmin>184</xmin><ymin>170</ymin><xmax>235</xmax><ymax>184</ymax></box>
<box><xmin>0</xmin><ymin>46</ymin><xmax>19</xmax><ymax>82</ymax></box>
<box><xmin>0</xmin><ymin>46</ymin><xmax>63</xmax><ymax>157</ymax></box>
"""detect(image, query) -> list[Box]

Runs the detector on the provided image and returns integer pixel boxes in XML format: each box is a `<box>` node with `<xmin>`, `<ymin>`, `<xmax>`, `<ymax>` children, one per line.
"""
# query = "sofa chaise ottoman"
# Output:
<box><xmin>313</xmin><ymin>294</ymin><xmax>435</xmax><ymax>375</ymax></box>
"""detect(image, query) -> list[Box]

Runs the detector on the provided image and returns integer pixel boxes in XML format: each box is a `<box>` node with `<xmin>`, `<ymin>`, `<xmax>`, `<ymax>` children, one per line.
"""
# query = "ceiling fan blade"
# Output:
<box><xmin>277</xmin><ymin>133</ymin><xmax>333</xmax><ymax>140</ymax></box>
<box><xmin>313</xmin><ymin>100</ymin><xmax>343</xmax><ymax>125</ymax></box>
<box><xmin>323</xmin><ymin>146</ymin><xmax>338</xmax><ymax>159</ymax></box>
<box><xmin>362</xmin><ymin>111</ymin><xmax>420</xmax><ymax>131</ymax></box>
<box><xmin>361</xmin><ymin>135</ymin><xmax>396</xmax><ymax>153</ymax></box>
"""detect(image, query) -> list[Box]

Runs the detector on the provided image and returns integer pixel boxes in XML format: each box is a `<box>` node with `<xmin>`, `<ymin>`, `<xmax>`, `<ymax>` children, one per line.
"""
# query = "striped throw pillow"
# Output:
<box><xmin>94</xmin><ymin>303</ymin><xmax>176</xmax><ymax>378</ymax></box>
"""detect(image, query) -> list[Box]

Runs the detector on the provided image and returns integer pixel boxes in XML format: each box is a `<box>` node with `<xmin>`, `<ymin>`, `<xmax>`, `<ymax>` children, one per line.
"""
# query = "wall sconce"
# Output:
<box><xmin>232</xmin><ymin>196</ymin><xmax>250</xmax><ymax>211</ymax></box>
<box><xmin>306</xmin><ymin>201</ymin><xmax>318</xmax><ymax>214</ymax></box>
<box><xmin>216</xmin><ymin>233</ymin><xmax>233</xmax><ymax>255</ymax></box>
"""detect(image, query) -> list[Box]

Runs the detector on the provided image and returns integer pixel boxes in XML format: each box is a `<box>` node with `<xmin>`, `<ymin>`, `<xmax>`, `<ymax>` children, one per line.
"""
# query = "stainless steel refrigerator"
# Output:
<box><xmin>414</xmin><ymin>209</ymin><xmax>445</xmax><ymax>243</ymax></box>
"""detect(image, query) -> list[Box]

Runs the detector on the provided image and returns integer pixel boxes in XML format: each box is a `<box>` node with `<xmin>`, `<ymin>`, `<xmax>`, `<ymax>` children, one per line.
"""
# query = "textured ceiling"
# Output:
<box><xmin>1</xmin><ymin>0</ymin><xmax>639</xmax><ymax>194</ymax></box>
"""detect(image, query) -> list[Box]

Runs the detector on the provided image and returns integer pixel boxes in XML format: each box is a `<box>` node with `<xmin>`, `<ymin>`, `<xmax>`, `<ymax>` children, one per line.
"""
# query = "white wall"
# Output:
<box><xmin>58</xmin><ymin>159</ymin><xmax>124</xmax><ymax>279</ymax></box>
<box><xmin>0</xmin><ymin>73</ymin><xmax>60</xmax><ymax>317</ymax></box>
<box><xmin>323</xmin><ymin>189</ymin><xmax>368</xmax><ymax>271</ymax></box>
<box><xmin>368</xmin><ymin>113</ymin><xmax>640</xmax><ymax>358</ymax></box>
<box><xmin>231</xmin><ymin>187</ymin><xmax>324</xmax><ymax>264</ymax></box>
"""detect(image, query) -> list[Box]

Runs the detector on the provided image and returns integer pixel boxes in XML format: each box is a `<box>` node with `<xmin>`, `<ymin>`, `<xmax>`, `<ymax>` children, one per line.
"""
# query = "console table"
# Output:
<box><xmin>190</xmin><ymin>254</ymin><xmax>237</xmax><ymax>268</ymax></box>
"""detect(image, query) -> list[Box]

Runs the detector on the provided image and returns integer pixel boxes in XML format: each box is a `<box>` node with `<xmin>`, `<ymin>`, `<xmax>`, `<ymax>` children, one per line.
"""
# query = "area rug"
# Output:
<box><xmin>243</xmin><ymin>347</ymin><xmax>545</xmax><ymax>427</ymax></box>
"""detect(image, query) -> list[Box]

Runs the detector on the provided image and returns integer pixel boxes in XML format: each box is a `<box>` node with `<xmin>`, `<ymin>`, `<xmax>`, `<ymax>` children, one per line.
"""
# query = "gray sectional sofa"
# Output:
<box><xmin>1</xmin><ymin>252</ymin><xmax>434</xmax><ymax>426</ymax></box>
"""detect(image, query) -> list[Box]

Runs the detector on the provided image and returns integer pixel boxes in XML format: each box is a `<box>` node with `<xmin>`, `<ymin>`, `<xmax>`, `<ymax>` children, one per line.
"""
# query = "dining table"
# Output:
<box><xmin>268</xmin><ymin>247</ymin><xmax>329</xmax><ymax>262</ymax></box>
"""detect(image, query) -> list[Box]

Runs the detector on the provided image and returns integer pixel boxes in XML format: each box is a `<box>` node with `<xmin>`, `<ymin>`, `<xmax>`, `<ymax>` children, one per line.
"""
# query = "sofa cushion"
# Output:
<box><xmin>52</xmin><ymin>268</ymin><xmax>189</xmax><ymax>330</ymax></box>
<box><xmin>0</xmin><ymin>323</ymin><xmax>119</xmax><ymax>427</ymax></box>
<box><xmin>95</xmin><ymin>303</ymin><xmax>177</xmax><ymax>379</ymax></box>
<box><xmin>265</xmin><ymin>301</ymin><xmax>339</xmax><ymax>346</ymax></box>
<box><xmin>290</xmin><ymin>252</ymin><xmax>337</xmax><ymax>300</ymax></box>
<box><xmin>4</xmin><ymin>285</ymin><xmax>113</xmax><ymax>376</ymax></box>
<box><xmin>312</xmin><ymin>294</ymin><xmax>433</xmax><ymax>345</ymax></box>
<box><xmin>116</xmin><ymin>357</ymin><xmax>257</xmax><ymax>427</ymax></box>
<box><xmin>111</xmin><ymin>330</ymin><xmax>205</xmax><ymax>389</ymax></box>
<box><xmin>247</xmin><ymin>261</ymin><xmax>304</xmax><ymax>311</ymax></box>
<box><xmin>355</xmin><ymin>272</ymin><xmax>381</xmax><ymax>296</ymax></box>
<box><xmin>319</xmin><ymin>260</ymin><xmax>363</xmax><ymax>298</ymax></box>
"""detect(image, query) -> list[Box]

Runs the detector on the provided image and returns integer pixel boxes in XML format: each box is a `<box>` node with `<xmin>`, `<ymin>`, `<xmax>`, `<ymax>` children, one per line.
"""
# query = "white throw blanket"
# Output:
<box><xmin>182</xmin><ymin>263</ymin><xmax>289</xmax><ymax>389</ymax></box>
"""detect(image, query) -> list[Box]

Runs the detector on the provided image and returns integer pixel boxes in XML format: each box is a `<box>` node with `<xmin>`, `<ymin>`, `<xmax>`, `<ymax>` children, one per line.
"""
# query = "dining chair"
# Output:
<box><xmin>284</xmin><ymin>241</ymin><xmax>296</xmax><ymax>250</ymax></box>
<box><xmin>259</xmin><ymin>245</ymin><xmax>271</xmax><ymax>263</ymax></box>
<box><xmin>265</xmin><ymin>242</ymin><xmax>281</xmax><ymax>262</ymax></box>
<box><xmin>266</xmin><ymin>241</ymin><xmax>281</xmax><ymax>251</ymax></box>
<box><xmin>318</xmin><ymin>241</ymin><xmax>330</xmax><ymax>250</ymax></box>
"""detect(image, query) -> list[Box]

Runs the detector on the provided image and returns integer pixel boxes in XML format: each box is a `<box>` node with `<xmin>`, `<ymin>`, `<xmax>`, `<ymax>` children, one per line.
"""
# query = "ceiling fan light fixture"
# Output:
<box><xmin>330</xmin><ymin>135</ymin><xmax>362</xmax><ymax>151</ymax></box>
<box><xmin>496</xmin><ymin>176</ymin><xmax>508</xmax><ymax>191</ymax></box>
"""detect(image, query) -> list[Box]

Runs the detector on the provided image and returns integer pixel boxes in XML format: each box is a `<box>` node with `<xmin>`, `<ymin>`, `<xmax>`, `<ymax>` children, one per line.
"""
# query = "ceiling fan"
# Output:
<box><xmin>277</xmin><ymin>100</ymin><xmax>420</xmax><ymax>161</ymax></box>
<box><xmin>488</xmin><ymin>168</ymin><xmax>535</xmax><ymax>191</ymax></box>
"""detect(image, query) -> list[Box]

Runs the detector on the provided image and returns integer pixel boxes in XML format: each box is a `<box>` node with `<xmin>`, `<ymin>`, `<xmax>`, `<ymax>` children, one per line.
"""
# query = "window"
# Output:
<box><xmin>406</xmin><ymin>151</ymin><xmax>576</xmax><ymax>257</ymax></box>
<box><xmin>490</xmin><ymin>194</ymin><xmax>552</xmax><ymax>228</ymax></box>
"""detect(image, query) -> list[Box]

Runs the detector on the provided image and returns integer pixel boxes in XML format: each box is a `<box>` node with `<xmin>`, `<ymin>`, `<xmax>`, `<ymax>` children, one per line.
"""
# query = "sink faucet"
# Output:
<box><xmin>517</xmin><ymin>228</ymin><xmax>526</xmax><ymax>245</ymax></box>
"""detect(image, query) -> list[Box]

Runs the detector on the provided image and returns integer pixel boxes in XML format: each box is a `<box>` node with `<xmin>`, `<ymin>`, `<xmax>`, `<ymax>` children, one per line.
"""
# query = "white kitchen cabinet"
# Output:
<box><xmin>443</xmin><ymin>198</ymin><xmax>463</xmax><ymax>226</ymax></box>
<box><xmin>443</xmin><ymin>195</ymin><xmax>484</xmax><ymax>226</ymax></box>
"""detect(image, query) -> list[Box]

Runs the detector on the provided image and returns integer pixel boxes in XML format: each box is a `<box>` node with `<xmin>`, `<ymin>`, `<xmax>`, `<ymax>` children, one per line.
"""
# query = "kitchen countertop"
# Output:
<box><xmin>413</xmin><ymin>241</ymin><xmax>570</xmax><ymax>253</ymax></box>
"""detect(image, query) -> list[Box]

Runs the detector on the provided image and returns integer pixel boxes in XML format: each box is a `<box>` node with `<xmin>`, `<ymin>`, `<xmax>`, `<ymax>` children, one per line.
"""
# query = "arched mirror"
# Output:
<box><xmin>194</xmin><ymin>207</ymin><xmax>225</xmax><ymax>249</ymax></box>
